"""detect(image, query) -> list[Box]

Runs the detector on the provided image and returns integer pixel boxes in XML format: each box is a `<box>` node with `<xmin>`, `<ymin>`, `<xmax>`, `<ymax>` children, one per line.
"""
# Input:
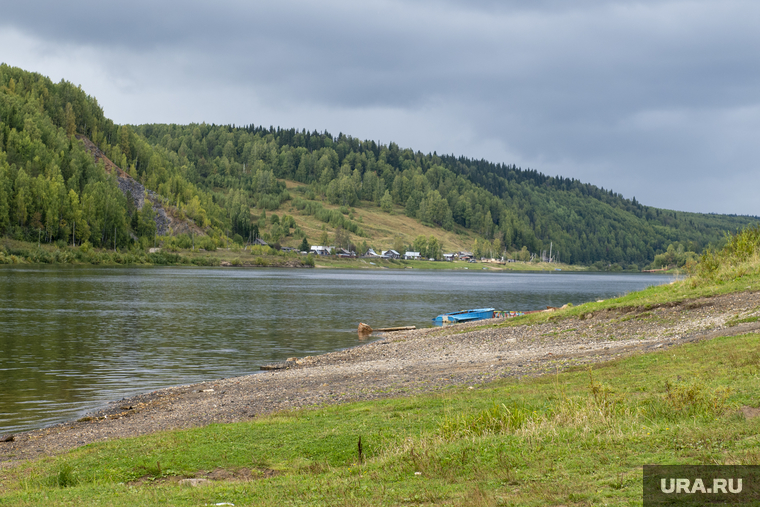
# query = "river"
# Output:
<box><xmin>0</xmin><ymin>266</ymin><xmax>674</xmax><ymax>433</ymax></box>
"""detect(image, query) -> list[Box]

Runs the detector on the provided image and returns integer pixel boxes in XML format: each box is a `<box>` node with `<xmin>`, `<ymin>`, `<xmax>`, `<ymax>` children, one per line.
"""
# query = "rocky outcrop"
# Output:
<box><xmin>116</xmin><ymin>176</ymin><xmax>146</xmax><ymax>210</ymax></box>
<box><xmin>77</xmin><ymin>136</ymin><xmax>203</xmax><ymax>238</ymax></box>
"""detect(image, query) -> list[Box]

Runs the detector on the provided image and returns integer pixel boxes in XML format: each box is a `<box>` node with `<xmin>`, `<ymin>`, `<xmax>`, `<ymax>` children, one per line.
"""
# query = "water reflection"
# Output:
<box><xmin>0</xmin><ymin>266</ymin><xmax>673</xmax><ymax>433</ymax></box>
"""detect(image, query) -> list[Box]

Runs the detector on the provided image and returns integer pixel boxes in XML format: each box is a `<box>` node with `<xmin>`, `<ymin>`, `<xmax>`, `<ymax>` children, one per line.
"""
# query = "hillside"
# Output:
<box><xmin>1</xmin><ymin>64</ymin><xmax>757</xmax><ymax>266</ymax></box>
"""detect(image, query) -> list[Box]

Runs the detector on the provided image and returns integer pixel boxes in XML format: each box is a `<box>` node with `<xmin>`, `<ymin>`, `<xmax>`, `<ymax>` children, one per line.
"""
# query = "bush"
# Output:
<box><xmin>695</xmin><ymin>224</ymin><xmax>760</xmax><ymax>280</ymax></box>
<box><xmin>196</xmin><ymin>236</ymin><xmax>216</xmax><ymax>251</ymax></box>
<box><xmin>250</xmin><ymin>245</ymin><xmax>274</xmax><ymax>256</ymax></box>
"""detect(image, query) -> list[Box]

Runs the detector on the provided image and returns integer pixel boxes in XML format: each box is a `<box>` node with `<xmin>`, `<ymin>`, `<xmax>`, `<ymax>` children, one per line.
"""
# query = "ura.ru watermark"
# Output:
<box><xmin>644</xmin><ymin>465</ymin><xmax>760</xmax><ymax>506</ymax></box>
<box><xmin>660</xmin><ymin>477</ymin><xmax>742</xmax><ymax>494</ymax></box>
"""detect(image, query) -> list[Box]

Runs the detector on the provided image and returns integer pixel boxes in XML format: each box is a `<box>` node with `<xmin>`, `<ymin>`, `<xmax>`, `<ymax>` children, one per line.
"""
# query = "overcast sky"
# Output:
<box><xmin>2</xmin><ymin>0</ymin><xmax>759</xmax><ymax>215</ymax></box>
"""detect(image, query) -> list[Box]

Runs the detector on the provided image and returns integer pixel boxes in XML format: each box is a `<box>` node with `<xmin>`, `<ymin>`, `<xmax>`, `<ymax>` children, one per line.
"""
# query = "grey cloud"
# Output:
<box><xmin>2</xmin><ymin>0</ymin><xmax>759</xmax><ymax>214</ymax></box>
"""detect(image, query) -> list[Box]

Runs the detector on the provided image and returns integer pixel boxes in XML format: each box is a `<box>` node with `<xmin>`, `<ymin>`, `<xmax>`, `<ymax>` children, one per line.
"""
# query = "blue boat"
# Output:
<box><xmin>433</xmin><ymin>308</ymin><xmax>495</xmax><ymax>323</ymax></box>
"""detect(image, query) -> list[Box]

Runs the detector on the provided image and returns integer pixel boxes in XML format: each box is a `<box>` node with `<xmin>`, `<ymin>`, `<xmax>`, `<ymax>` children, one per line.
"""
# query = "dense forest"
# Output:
<box><xmin>1</xmin><ymin>64</ymin><xmax>757</xmax><ymax>267</ymax></box>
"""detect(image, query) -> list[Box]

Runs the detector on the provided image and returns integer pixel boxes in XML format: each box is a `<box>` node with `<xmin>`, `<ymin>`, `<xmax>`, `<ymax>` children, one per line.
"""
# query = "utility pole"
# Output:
<box><xmin>549</xmin><ymin>242</ymin><xmax>553</xmax><ymax>263</ymax></box>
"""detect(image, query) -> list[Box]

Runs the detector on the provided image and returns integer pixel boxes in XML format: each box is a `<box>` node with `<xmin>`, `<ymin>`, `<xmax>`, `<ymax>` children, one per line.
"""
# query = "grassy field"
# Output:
<box><xmin>277</xmin><ymin>187</ymin><xmax>478</xmax><ymax>255</ymax></box>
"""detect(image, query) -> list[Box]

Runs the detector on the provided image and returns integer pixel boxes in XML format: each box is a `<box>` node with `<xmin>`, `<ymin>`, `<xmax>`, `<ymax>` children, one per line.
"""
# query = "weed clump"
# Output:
<box><xmin>642</xmin><ymin>380</ymin><xmax>733</xmax><ymax>421</ymax></box>
<box><xmin>694</xmin><ymin>224</ymin><xmax>760</xmax><ymax>283</ymax></box>
<box><xmin>438</xmin><ymin>401</ymin><xmax>541</xmax><ymax>440</ymax></box>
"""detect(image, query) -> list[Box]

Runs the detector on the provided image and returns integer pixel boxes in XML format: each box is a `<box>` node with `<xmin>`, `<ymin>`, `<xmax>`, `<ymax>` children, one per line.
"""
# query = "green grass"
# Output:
<box><xmin>2</xmin><ymin>332</ymin><xmax>759</xmax><ymax>506</ymax></box>
<box><xmin>457</xmin><ymin>264</ymin><xmax>760</xmax><ymax>334</ymax></box>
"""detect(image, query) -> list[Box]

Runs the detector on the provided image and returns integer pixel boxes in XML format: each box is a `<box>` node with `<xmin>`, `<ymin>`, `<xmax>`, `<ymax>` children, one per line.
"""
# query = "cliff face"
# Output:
<box><xmin>76</xmin><ymin>135</ymin><xmax>203</xmax><ymax>237</ymax></box>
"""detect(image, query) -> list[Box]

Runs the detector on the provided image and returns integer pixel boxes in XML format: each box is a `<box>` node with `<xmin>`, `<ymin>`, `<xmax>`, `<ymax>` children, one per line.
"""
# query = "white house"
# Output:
<box><xmin>381</xmin><ymin>250</ymin><xmax>400</xmax><ymax>259</ymax></box>
<box><xmin>310</xmin><ymin>246</ymin><xmax>333</xmax><ymax>256</ymax></box>
<box><xmin>404</xmin><ymin>251</ymin><xmax>421</xmax><ymax>260</ymax></box>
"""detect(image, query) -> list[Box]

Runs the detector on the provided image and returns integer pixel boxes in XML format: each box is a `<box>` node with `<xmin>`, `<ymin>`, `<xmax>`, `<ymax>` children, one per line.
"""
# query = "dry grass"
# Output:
<box><xmin>275</xmin><ymin>187</ymin><xmax>476</xmax><ymax>253</ymax></box>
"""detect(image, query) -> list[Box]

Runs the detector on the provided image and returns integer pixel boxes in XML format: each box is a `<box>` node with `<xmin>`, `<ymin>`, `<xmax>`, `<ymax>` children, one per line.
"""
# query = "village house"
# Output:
<box><xmin>443</xmin><ymin>253</ymin><xmax>455</xmax><ymax>261</ymax></box>
<box><xmin>381</xmin><ymin>250</ymin><xmax>400</xmax><ymax>259</ymax></box>
<box><xmin>404</xmin><ymin>251</ymin><xmax>421</xmax><ymax>260</ymax></box>
<box><xmin>310</xmin><ymin>246</ymin><xmax>333</xmax><ymax>256</ymax></box>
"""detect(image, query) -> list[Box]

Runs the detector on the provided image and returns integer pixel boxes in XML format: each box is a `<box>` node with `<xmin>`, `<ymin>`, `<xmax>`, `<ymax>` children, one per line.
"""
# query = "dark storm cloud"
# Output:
<box><xmin>2</xmin><ymin>0</ymin><xmax>759</xmax><ymax>214</ymax></box>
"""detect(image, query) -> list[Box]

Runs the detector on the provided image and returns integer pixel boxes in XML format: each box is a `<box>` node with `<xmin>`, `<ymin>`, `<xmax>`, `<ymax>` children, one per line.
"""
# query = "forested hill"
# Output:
<box><xmin>1</xmin><ymin>64</ymin><xmax>757</xmax><ymax>267</ymax></box>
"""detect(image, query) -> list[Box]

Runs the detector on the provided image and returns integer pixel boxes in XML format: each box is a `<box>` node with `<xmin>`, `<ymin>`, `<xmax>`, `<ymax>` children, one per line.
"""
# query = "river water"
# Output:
<box><xmin>0</xmin><ymin>266</ymin><xmax>673</xmax><ymax>433</ymax></box>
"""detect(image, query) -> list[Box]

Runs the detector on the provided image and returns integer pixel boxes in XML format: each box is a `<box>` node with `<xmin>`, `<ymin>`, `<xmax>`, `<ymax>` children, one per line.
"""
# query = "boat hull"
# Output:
<box><xmin>433</xmin><ymin>308</ymin><xmax>495</xmax><ymax>323</ymax></box>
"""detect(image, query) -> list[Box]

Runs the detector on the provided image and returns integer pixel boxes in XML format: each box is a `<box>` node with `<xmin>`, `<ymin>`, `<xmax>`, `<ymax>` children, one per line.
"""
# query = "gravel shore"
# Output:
<box><xmin>2</xmin><ymin>290</ymin><xmax>759</xmax><ymax>467</ymax></box>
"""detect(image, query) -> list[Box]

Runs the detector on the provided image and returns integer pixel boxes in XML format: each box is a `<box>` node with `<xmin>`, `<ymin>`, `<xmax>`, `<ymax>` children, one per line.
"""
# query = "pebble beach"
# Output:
<box><xmin>2</xmin><ymin>290</ymin><xmax>759</xmax><ymax>468</ymax></box>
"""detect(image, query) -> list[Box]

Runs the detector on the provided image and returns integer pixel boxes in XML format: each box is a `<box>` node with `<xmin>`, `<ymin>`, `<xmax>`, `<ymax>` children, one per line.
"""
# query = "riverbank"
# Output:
<box><xmin>2</xmin><ymin>238</ymin><xmax>596</xmax><ymax>271</ymax></box>
<box><xmin>3</xmin><ymin>226</ymin><xmax>758</xmax><ymax>505</ymax></box>
<box><xmin>2</xmin><ymin>289</ymin><xmax>758</xmax><ymax>467</ymax></box>
<box><xmin>0</xmin><ymin>239</ymin><xmax>315</xmax><ymax>268</ymax></box>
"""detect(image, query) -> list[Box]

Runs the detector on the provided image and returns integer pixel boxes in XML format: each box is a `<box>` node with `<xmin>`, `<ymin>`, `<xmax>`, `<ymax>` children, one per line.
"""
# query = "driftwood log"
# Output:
<box><xmin>357</xmin><ymin>324</ymin><xmax>416</xmax><ymax>336</ymax></box>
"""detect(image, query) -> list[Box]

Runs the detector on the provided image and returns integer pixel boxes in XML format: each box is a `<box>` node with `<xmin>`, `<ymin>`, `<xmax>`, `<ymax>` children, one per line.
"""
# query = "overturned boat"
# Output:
<box><xmin>433</xmin><ymin>308</ymin><xmax>495</xmax><ymax>323</ymax></box>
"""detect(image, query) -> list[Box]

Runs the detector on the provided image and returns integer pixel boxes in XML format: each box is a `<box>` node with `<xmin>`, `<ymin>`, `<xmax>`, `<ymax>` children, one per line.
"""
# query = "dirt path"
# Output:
<box><xmin>2</xmin><ymin>291</ymin><xmax>759</xmax><ymax>468</ymax></box>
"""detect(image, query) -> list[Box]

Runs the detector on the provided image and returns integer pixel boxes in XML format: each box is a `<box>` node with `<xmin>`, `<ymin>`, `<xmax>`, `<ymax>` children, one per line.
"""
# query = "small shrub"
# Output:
<box><xmin>438</xmin><ymin>401</ymin><xmax>539</xmax><ymax>440</ymax></box>
<box><xmin>49</xmin><ymin>463</ymin><xmax>78</xmax><ymax>488</ymax></box>
<box><xmin>642</xmin><ymin>380</ymin><xmax>733</xmax><ymax>421</ymax></box>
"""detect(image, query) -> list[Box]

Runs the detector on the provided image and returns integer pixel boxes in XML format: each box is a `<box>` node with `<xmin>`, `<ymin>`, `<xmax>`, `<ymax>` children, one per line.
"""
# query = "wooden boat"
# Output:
<box><xmin>433</xmin><ymin>308</ymin><xmax>495</xmax><ymax>323</ymax></box>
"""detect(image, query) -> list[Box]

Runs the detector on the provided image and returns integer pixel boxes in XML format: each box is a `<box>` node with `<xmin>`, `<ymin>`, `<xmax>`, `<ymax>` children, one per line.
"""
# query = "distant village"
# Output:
<box><xmin>248</xmin><ymin>237</ymin><xmax>525</xmax><ymax>263</ymax></box>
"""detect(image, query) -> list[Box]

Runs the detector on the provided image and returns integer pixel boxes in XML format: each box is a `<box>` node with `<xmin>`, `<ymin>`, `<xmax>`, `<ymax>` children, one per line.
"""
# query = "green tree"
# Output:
<box><xmin>492</xmin><ymin>238</ymin><xmax>502</xmax><ymax>258</ymax></box>
<box><xmin>119</xmin><ymin>125</ymin><xmax>132</xmax><ymax>161</ymax></box>
<box><xmin>427</xmin><ymin>235</ymin><xmax>442</xmax><ymax>260</ymax></box>
<box><xmin>0</xmin><ymin>180</ymin><xmax>9</xmax><ymax>234</ymax></box>
<box><xmin>413</xmin><ymin>235</ymin><xmax>428</xmax><ymax>257</ymax></box>
<box><xmin>137</xmin><ymin>203</ymin><xmax>157</xmax><ymax>240</ymax></box>
<box><xmin>14</xmin><ymin>168</ymin><xmax>30</xmax><ymax>226</ymax></box>
<box><xmin>64</xmin><ymin>102</ymin><xmax>76</xmax><ymax>138</ymax></box>
<box><xmin>393</xmin><ymin>235</ymin><xmax>406</xmax><ymax>255</ymax></box>
<box><xmin>380</xmin><ymin>190</ymin><xmax>393</xmax><ymax>213</ymax></box>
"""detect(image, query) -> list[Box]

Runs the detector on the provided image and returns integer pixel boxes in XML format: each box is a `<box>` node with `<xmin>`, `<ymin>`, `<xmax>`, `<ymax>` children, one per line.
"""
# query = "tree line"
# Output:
<box><xmin>133</xmin><ymin>122</ymin><xmax>757</xmax><ymax>267</ymax></box>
